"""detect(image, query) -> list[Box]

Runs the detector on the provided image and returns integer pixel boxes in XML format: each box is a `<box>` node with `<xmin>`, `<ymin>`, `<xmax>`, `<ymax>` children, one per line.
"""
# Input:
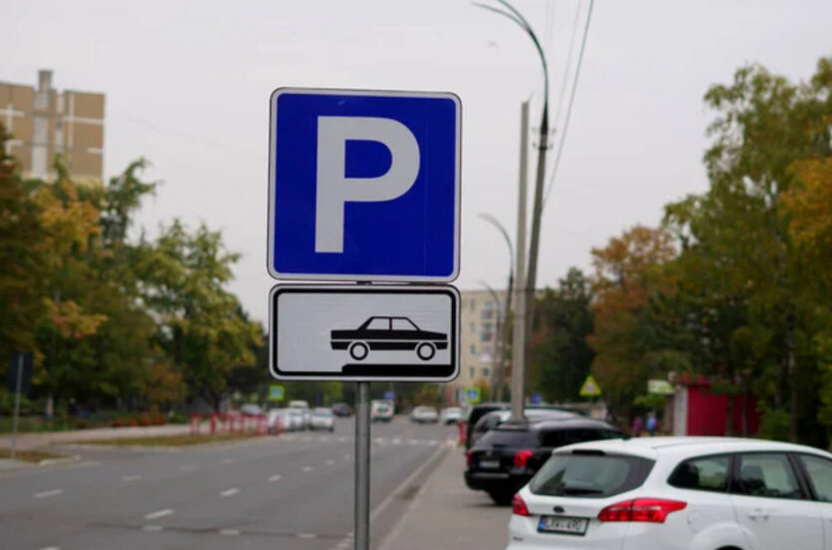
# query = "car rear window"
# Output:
<box><xmin>529</xmin><ymin>453</ymin><xmax>654</xmax><ymax>498</ymax></box>
<box><xmin>538</xmin><ymin>428</ymin><xmax>624</xmax><ymax>448</ymax></box>
<box><xmin>477</xmin><ymin>428</ymin><xmax>537</xmax><ymax>448</ymax></box>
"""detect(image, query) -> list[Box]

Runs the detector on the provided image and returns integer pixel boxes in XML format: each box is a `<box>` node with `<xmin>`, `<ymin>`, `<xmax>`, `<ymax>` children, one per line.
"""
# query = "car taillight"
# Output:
<box><xmin>513</xmin><ymin>449</ymin><xmax>534</xmax><ymax>467</ymax></box>
<box><xmin>512</xmin><ymin>494</ymin><xmax>530</xmax><ymax>517</ymax></box>
<box><xmin>466</xmin><ymin>450</ymin><xmax>473</xmax><ymax>468</ymax></box>
<box><xmin>598</xmin><ymin>498</ymin><xmax>687</xmax><ymax>523</ymax></box>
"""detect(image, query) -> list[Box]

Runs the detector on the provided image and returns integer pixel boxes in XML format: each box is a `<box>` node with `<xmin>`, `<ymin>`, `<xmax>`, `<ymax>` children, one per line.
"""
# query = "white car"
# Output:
<box><xmin>266</xmin><ymin>408</ymin><xmax>295</xmax><ymax>433</ymax></box>
<box><xmin>440</xmin><ymin>406</ymin><xmax>463</xmax><ymax>425</ymax></box>
<box><xmin>371</xmin><ymin>400</ymin><xmax>394</xmax><ymax>422</ymax></box>
<box><xmin>288</xmin><ymin>400</ymin><xmax>311</xmax><ymax>429</ymax></box>
<box><xmin>411</xmin><ymin>406</ymin><xmax>439</xmax><ymax>424</ymax></box>
<box><xmin>507</xmin><ymin>436</ymin><xmax>832</xmax><ymax>550</ymax></box>
<box><xmin>310</xmin><ymin>408</ymin><xmax>335</xmax><ymax>431</ymax></box>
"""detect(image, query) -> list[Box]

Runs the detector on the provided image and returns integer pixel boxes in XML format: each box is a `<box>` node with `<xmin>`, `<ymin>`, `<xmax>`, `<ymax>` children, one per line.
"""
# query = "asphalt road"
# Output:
<box><xmin>0</xmin><ymin>417</ymin><xmax>457</xmax><ymax>550</ymax></box>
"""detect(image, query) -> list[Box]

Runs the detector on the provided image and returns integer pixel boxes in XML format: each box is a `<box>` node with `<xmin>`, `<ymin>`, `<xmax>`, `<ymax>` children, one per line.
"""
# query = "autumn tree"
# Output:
<box><xmin>587</xmin><ymin>225</ymin><xmax>676</xmax><ymax>416</ymax></box>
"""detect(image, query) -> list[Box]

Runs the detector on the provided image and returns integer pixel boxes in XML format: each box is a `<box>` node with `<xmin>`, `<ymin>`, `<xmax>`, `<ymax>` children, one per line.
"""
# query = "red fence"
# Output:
<box><xmin>189</xmin><ymin>413</ymin><xmax>275</xmax><ymax>436</ymax></box>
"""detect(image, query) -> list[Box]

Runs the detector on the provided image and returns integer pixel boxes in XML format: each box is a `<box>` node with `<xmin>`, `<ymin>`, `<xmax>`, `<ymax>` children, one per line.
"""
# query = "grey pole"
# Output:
<box><xmin>511</xmin><ymin>102</ymin><xmax>529</xmax><ymax>422</ymax></box>
<box><xmin>11</xmin><ymin>354</ymin><xmax>23</xmax><ymax>459</ymax></box>
<box><xmin>354</xmin><ymin>381</ymin><xmax>371</xmax><ymax>550</ymax></box>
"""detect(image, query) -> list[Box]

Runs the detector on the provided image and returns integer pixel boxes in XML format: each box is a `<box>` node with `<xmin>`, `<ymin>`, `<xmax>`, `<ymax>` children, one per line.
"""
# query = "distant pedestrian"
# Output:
<box><xmin>632</xmin><ymin>416</ymin><xmax>644</xmax><ymax>437</ymax></box>
<box><xmin>646</xmin><ymin>412</ymin><xmax>658</xmax><ymax>437</ymax></box>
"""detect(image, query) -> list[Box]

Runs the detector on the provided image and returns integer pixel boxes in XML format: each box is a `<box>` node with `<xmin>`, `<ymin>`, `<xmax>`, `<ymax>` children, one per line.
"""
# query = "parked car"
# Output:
<box><xmin>440</xmin><ymin>406</ymin><xmax>463</xmax><ymax>425</ymax></box>
<box><xmin>411</xmin><ymin>406</ymin><xmax>439</xmax><ymax>424</ymax></box>
<box><xmin>266</xmin><ymin>408</ymin><xmax>291</xmax><ymax>433</ymax></box>
<box><xmin>464</xmin><ymin>403</ymin><xmax>582</xmax><ymax>449</ymax></box>
<box><xmin>331</xmin><ymin>316</ymin><xmax>448</xmax><ymax>361</ymax></box>
<box><xmin>288</xmin><ymin>400</ymin><xmax>311</xmax><ymax>428</ymax></box>
<box><xmin>240</xmin><ymin>403</ymin><xmax>263</xmax><ymax>417</ymax></box>
<box><xmin>331</xmin><ymin>403</ymin><xmax>352</xmax><ymax>417</ymax></box>
<box><xmin>469</xmin><ymin>409</ymin><xmax>580</xmax><ymax>448</ymax></box>
<box><xmin>310</xmin><ymin>408</ymin><xmax>335</xmax><ymax>431</ymax></box>
<box><xmin>286</xmin><ymin>408</ymin><xmax>306</xmax><ymax>431</ymax></box>
<box><xmin>507</xmin><ymin>437</ymin><xmax>832</xmax><ymax>550</ymax></box>
<box><xmin>465</xmin><ymin>419</ymin><xmax>625</xmax><ymax>505</ymax></box>
<box><xmin>371</xmin><ymin>400</ymin><xmax>394</xmax><ymax>422</ymax></box>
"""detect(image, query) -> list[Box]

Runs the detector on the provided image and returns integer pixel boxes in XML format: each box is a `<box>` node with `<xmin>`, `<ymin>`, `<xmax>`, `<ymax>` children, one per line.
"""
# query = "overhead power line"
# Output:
<box><xmin>543</xmin><ymin>0</ymin><xmax>595</xmax><ymax>207</ymax></box>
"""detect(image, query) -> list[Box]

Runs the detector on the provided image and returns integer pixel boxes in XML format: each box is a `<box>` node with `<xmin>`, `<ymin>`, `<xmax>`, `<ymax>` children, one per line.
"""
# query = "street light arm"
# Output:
<box><xmin>478</xmin><ymin>213</ymin><xmax>514</xmax><ymax>275</ymax></box>
<box><xmin>472</xmin><ymin>2</ymin><xmax>528</xmax><ymax>32</ymax></box>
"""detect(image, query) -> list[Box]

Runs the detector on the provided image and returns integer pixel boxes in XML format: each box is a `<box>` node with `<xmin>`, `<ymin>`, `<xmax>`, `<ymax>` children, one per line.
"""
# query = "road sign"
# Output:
<box><xmin>579</xmin><ymin>375</ymin><xmax>602</xmax><ymax>397</ymax></box>
<box><xmin>464</xmin><ymin>387</ymin><xmax>481</xmax><ymax>404</ymax></box>
<box><xmin>268</xmin><ymin>88</ymin><xmax>461</xmax><ymax>282</ymax></box>
<box><xmin>268</xmin><ymin>385</ymin><xmax>284</xmax><ymax>401</ymax></box>
<box><xmin>383</xmin><ymin>391</ymin><xmax>395</xmax><ymax>400</ymax></box>
<box><xmin>530</xmin><ymin>392</ymin><xmax>542</xmax><ymax>405</ymax></box>
<box><xmin>269</xmin><ymin>284</ymin><xmax>459</xmax><ymax>382</ymax></box>
<box><xmin>648</xmin><ymin>379</ymin><xmax>675</xmax><ymax>395</ymax></box>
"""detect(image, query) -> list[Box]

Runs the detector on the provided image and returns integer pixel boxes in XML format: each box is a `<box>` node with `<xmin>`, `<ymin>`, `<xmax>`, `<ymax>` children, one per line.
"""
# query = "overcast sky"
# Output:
<box><xmin>4</xmin><ymin>0</ymin><xmax>831</xmax><ymax>323</ymax></box>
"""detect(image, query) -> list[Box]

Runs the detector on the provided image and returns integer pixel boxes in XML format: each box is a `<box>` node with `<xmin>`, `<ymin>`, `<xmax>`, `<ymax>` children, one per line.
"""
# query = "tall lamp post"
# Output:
<box><xmin>476</xmin><ymin>0</ymin><xmax>550</xmax><ymax>421</ymax></box>
<box><xmin>478</xmin><ymin>213</ymin><xmax>514</xmax><ymax>401</ymax></box>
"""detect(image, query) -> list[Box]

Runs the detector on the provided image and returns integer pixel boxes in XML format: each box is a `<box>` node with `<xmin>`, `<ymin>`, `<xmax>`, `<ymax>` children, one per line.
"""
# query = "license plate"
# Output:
<box><xmin>478</xmin><ymin>459</ymin><xmax>500</xmax><ymax>469</ymax></box>
<box><xmin>538</xmin><ymin>516</ymin><xmax>588</xmax><ymax>536</ymax></box>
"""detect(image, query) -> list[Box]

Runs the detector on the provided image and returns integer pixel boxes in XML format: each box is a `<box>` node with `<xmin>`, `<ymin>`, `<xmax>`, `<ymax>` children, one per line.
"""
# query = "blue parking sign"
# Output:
<box><xmin>268</xmin><ymin>88</ymin><xmax>461</xmax><ymax>281</ymax></box>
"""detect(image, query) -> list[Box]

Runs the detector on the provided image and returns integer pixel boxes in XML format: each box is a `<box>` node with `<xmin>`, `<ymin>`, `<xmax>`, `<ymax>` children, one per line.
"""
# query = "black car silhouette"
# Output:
<box><xmin>331</xmin><ymin>316</ymin><xmax>448</xmax><ymax>361</ymax></box>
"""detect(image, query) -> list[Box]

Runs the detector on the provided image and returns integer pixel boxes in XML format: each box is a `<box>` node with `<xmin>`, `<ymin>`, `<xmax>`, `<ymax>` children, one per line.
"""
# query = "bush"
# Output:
<box><xmin>758</xmin><ymin>409</ymin><xmax>790</xmax><ymax>441</ymax></box>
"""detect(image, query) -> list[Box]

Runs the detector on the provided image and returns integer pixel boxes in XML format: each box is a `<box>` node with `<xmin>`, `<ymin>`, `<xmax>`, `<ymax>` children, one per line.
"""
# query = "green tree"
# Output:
<box><xmin>529</xmin><ymin>268</ymin><xmax>594</xmax><ymax>403</ymax></box>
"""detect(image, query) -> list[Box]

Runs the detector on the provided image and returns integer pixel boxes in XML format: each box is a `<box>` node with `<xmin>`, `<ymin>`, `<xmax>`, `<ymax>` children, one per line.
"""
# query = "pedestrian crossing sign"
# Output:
<box><xmin>464</xmin><ymin>387</ymin><xmax>481</xmax><ymax>404</ymax></box>
<box><xmin>269</xmin><ymin>385</ymin><xmax>285</xmax><ymax>401</ymax></box>
<box><xmin>579</xmin><ymin>375</ymin><xmax>602</xmax><ymax>397</ymax></box>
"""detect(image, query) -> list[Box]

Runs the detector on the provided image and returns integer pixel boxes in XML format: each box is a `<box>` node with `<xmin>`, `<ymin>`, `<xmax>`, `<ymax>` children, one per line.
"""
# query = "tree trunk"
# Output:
<box><xmin>786</xmin><ymin>310</ymin><xmax>798</xmax><ymax>442</ymax></box>
<box><xmin>741</xmin><ymin>378</ymin><xmax>749</xmax><ymax>437</ymax></box>
<box><xmin>725</xmin><ymin>391</ymin><xmax>736</xmax><ymax>436</ymax></box>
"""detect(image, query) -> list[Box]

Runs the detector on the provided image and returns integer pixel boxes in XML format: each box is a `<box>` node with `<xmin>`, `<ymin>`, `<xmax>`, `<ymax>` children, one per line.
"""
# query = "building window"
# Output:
<box><xmin>470</xmin><ymin>322</ymin><xmax>476</xmax><ymax>333</ymax></box>
<box><xmin>469</xmin><ymin>367</ymin><xmax>475</xmax><ymax>379</ymax></box>
<box><xmin>481</xmin><ymin>368</ymin><xmax>490</xmax><ymax>378</ymax></box>
<box><xmin>470</xmin><ymin>344</ymin><xmax>476</xmax><ymax>356</ymax></box>
<box><xmin>470</xmin><ymin>298</ymin><xmax>476</xmax><ymax>311</ymax></box>
<box><xmin>481</xmin><ymin>332</ymin><xmax>493</xmax><ymax>342</ymax></box>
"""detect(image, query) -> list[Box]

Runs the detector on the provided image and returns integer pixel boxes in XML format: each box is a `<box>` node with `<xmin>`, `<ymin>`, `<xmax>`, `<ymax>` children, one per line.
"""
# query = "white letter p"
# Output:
<box><xmin>315</xmin><ymin>116</ymin><xmax>420</xmax><ymax>253</ymax></box>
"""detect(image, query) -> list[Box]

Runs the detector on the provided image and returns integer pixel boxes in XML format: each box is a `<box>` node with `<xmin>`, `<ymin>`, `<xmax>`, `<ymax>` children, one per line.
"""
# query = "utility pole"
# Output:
<box><xmin>510</xmin><ymin>101</ymin><xmax>529</xmax><ymax>422</ymax></box>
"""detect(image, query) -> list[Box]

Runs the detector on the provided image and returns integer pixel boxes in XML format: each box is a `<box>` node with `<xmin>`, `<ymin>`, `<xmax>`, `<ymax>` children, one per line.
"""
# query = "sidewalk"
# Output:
<box><xmin>0</xmin><ymin>423</ymin><xmax>194</xmax><ymax>451</ymax></box>
<box><xmin>379</xmin><ymin>446</ymin><xmax>511</xmax><ymax>550</ymax></box>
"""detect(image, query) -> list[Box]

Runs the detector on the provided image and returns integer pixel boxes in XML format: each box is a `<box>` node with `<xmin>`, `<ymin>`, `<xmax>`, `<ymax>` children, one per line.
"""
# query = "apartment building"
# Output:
<box><xmin>0</xmin><ymin>69</ymin><xmax>104</xmax><ymax>181</ymax></box>
<box><xmin>450</xmin><ymin>288</ymin><xmax>509</xmax><ymax>403</ymax></box>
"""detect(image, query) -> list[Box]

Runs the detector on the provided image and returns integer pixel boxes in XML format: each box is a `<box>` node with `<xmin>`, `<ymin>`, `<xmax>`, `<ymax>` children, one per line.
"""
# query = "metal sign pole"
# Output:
<box><xmin>354</xmin><ymin>381</ymin><xmax>371</xmax><ymax>550</ymax></box>
<box><xmin>11</xmin><ymin>354</ymin><xmax>24</xmax><ymax>459</ymax></box>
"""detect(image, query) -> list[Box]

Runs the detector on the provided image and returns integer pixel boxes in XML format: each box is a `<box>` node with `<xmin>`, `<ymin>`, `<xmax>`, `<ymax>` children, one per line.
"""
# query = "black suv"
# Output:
<box><xmin>463</xmin><ymin>403</ymin><xmax>586</xmax><ymax>450</ymax></box>
<box><xmin>464</xmin><ymin>418</ymin><xmax>625</xmax><ymax>505</ymax></box>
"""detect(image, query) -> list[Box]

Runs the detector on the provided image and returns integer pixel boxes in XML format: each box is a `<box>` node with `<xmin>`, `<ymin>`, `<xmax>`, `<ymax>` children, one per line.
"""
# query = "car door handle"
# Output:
<box><xmin>747</xmin><ymin>509</ymin><xmax>769</xmax><ymax>521</ymax></box>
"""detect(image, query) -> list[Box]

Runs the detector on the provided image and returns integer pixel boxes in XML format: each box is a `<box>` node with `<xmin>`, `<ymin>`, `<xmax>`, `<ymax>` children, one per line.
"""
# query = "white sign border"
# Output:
<box><xmin>268</xmin><ymin>283</ymin><xmax>460</xmax><ymax>382</ymax></box>
<box><xmin>267</xmin><ymin>87</ymin><xmax>462</xmax><ymax>282</ymax></box>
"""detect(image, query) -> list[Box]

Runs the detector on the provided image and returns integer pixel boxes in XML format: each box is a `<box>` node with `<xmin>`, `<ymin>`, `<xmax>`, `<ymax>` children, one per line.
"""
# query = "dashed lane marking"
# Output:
<box><xmin>268</xmin><ymin>475</ymin><xmax>282</xmax><ymax>482</ymax></box>
<box><xmin>326</xmin><ymin>460</ymin><xmax>335</xmax><ymax>466</ymax></box>
<box><xmin>220</xmin><ymin>488</ymin><xmax>241</xmax><ymax>497</ymax></box>
<box><xmin>143</xmin><ymin>525</ymin><xmax>163</xmax><ymax>532</ymax></box>
<box><xmin>122</xmin><ymin>475</ymin><xmax>141</xmax><ymax>482</ymax></box>
<box><xmin>298</xmin><ymin>533</ymin><xmax>316</xmax><ymax>539</ymax></box>
<box><xmin>302</xmin><ymin>466</ymin><xmax>313</xmax><ymax>472</ymax></box>
<box><xmin>144</xmin><ymin>509</ymin><xmax>174</xmax><ymax>520</ymax></box>
<box><xmin>219</xmin><ymin>529</ymin><xmax>240</xmax><ymax>536</ymax></box>
<box><xmin>34</xmin><ymin>489</ymin><xmax>63</xmax><ymax>499</ymax></box>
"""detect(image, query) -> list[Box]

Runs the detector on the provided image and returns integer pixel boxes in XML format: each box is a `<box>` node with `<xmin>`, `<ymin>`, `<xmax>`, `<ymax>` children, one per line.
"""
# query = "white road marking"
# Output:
<box><xmin>408</xmin><ymin>439</ymin><xmax>419</xmax><ymax>445</ymax></box>
<box><xmin>143</xmin><ymin>525</ymin><xmax>163</xmax><ymax>532</ymax></box>
<box><xmin>428</xmin><ymin>440</ymin><xmax>439</xmax><ymax>446</ymax></box>
<box><xmin>34</xmin><ymin>489</ymin><xmax>63</xmax><ymax>499</ymax></box>
<box><xmin>391</xmin><ymin>438</ymin><xmax>402</xmax><ymax>445</ymax></box>
<box><xmin>326</xmin><ymin>460</ymin><xmax>335</xmax><ymax>466</ymax></box>
<box><xmin>302</xmin><ymin>466</ymin><xmax>313</xmax><ymax>472</ymax></box>
<box><xmin>39</xmin><ymin>547</ymin><xmax>60</xmax><ymax>550</ymax></box>
<box><xmin>337</xmin><ymin>437</ymin><xmax>347</xmax><ymax>443</ymax></box>
<box><xmin>298</xmin><ymin>533</ymin><xmax>316</xmax><ymax>539</ymax></box>
<box><xmin>320</xmin><ymin>436</ymin><xmax>330</xmax><ymax>442</ymax></box>
<box><xmin>268</xmin><ymin>475</ymin><xmax>282</xmax><ymax>482</ymax></box>
<box><xmin>219</xmin><ymin>529</ymin><xmax>240</xmax><ymax>536</ymax></box>
<box><xmin>220</xmin><ymin>488</ymin><xmax>240</xmax><ymax>497</ymax></box>
<box><xmin>144</xmin><ymin>509</ymin><xmax>174</xmax><ymax>520</ymax></box>
<box><xmin>221</xmin><ymin>458</ymin><xmax>236</xmax><ymax>464</ymax></box>
<box><xmin>303</xmin><ymin>436</ymin><xmax>313</xmax><ymax>442</ymax></box>
<box><xmin>374</xmin><ymin>437</ymin><xmax>385</xmax><ymax>444</ymax></box>
<box><xmin>122</xmin><ymin>475</ymin><xmax>141</xmax><ymax>482</ymax></box>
